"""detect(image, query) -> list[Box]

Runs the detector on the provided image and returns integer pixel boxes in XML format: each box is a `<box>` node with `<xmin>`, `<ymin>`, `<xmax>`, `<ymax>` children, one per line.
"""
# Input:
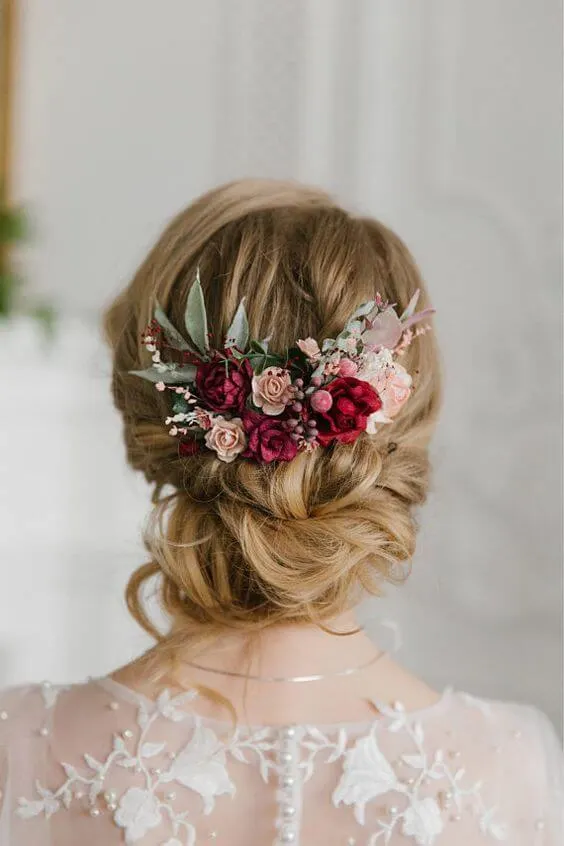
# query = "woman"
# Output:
<box><xmin>0</xmin><ymin>180</ymin><xmax>562</xmax><ymax>845</ymax></box>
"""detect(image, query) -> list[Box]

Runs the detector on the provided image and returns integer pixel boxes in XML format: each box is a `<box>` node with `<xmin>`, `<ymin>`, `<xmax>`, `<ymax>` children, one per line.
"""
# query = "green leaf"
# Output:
<box><xmin>172</xmin><ymin>396</ymin><xmax>190</xmax><ymax>414</ymax></box>
<box><xmin>224</xmin><ymin>298</ymin><xmax>249</xmax><ymax>350</ymax></box>
<box><xmin>154</xmin><ymin>302</ymin><xmax>194</xmax><ymax>352</ymax></box>
<box><xmin>247</xmin><ymin>352</ymin><xmax>284</xmax><ymax>373</ymax></box>
<box><xmin>130</xmin><ymin>364</ymin><xmax>197</xmax><ymax>384</ymax></box>
<box><xmin>0</xmin><ymin>208</ymin><xmax>27</xmax><ymax>243</ymax></box>
<box><xmin>350</xmin><ymin>300</ymin><xmax>375</xmax><ymax>321</ymax></box>
<box><xmin>184</xmin><ymin>270</ymin><xmax>209</xmax><ymax>355</ymax></box>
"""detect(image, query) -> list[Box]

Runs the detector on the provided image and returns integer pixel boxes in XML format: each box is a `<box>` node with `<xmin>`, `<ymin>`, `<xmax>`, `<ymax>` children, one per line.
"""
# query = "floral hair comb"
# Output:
<box><xmin>130</xmin><ymin>272</ymin><xmax>434</xmax><ymax>464</ymax></box>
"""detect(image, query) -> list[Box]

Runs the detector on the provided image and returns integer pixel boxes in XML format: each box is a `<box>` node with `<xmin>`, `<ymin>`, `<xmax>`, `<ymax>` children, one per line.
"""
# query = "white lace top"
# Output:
<box><xmin>0</xmin><ymin>679</ymin><xmax>562</xmax><ymax>846</ymax></box>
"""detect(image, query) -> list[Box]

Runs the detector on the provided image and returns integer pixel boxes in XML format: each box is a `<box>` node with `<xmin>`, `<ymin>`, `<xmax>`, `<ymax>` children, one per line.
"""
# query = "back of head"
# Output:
<box><xmin>104</xmin><ymin>179</ymin><xmax>441</xmax><ymax>657</ymax></box>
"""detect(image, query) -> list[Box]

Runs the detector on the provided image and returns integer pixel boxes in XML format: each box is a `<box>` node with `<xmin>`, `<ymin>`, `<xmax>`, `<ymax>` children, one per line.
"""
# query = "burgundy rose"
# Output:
<box><xmin>314</xmin><ymin>376</ymin><xmax>382</xmax><ymax>446</ymax></box>
<box><xmin>179</xmin><ymin>438</ymin><xmax>201</xmax><ymax>457</ymax></box>
<box><xmin>195</xmin><ymin>356</ymin><xmax>252</xmax><ymax>414</ymax></box>
<box><xmin>242</xmin><ymin>411</ymin><xmax>298</xmax><ymax>464</ymax></box>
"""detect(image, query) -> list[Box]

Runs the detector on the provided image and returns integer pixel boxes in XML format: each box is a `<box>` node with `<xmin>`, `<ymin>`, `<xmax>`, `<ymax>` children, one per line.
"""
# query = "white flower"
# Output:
<box><xmin>332</xmin><ymin>733</ymin><xmax>398</xmax><ymax>825</ymax></box>
<box><xmin>114</xmin><ymin>787</ymin><xmax>162</xmax><ymax>844</ymax></box>
<box><xmin>160</xmin><ymin>724</ymin><xmax>235</xmax><ymax>814</ymax></box>
<box><xmin>402</xmin><ymin>797</ymin><xmax>444</xmax><ymax>845</ymax></box>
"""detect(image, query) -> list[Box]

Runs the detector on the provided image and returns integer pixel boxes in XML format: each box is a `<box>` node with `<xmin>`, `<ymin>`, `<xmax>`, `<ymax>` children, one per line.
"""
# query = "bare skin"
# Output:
<box><xmin>111</xmin><ymin>612</ymin><xmax>443</xmax><ymax>727</ymax></box>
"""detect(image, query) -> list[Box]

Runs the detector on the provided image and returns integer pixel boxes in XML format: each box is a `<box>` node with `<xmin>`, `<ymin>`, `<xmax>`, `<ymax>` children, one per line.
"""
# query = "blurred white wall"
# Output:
<box><xmin>1</xmin><ymin>0</ymin><xmax>562</xmax><ymax>727</ymax></box>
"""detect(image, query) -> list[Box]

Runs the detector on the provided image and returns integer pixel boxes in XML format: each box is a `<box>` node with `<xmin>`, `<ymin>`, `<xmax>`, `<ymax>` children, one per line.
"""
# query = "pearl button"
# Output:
<box><xmin>347</xmin><ymin>839</ymin><xmax>356</xmax><ymax>846</ymax></box>
<box><xmin>165</xmin><ymin>791</ymin><xmax>176</xmax><ymax>801</ymax></box>
<box><xmin>75</xmin><ymin>791</ymin><xmax>84</xmax><ymax>800</ymax></box>
<box><xmin>389</xmin><ymin>806</ymin><xmax>398</xmax><ymax>815</ymax></box>
<box><xmin>109</xmin><ymin>701</ymin><xmax>120</xmax><ymax>711</ymax></box>
<box><xmin>39</xmin><ymin>727</ymin><xmax>49</xmax><ymax>737</ymax></box>
<box><xmin>123</xmin><ymin>730</ymin><xmax>133</xmax><ymax>739</ymax></box>
<box><xmin>90</xmin><ymin>808</ymin><xmax>101</xmax><ymax>818</ymax></box>
<box><xmin>0</xmin><ymin>711</ymin><xmax>8</xmax><ymax>720</ymax></box>
<box><xmin>107</xmin><ymin>802</ymin><xmax>117</xmax><ymax>811</ymax></box>
<box><xmin>209</xmin><ymin>833</ymin><xmax>217</xmax><ymax>840</ymax></box>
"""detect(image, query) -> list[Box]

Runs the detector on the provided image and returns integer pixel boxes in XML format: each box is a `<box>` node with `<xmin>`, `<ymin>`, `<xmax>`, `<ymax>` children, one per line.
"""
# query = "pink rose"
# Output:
<box><xmin>204</xmin><ymin>416</ymin><xmax>247</xmax><ymax>463</ymax></box>
<box><xmin>297</xmin><ymin>338</ymin><xmax>321</xmax><ymax>361</ymax></box>
<box><xmin>338</xmin><ymin>358</ymin><xmax>358</xmax><ymax>378</ymax></box>
<box><xmin>242</xmin><ymin>412</ymin><xmax>298</xmax><ymax>463</ymax></box>
<box><xmin>366</xmin><ymin>363</ymin><xmax>412</xmax><ymax>432</ymax></box>
<box><xmin>251</xmin><ymin>367</ymin><xmax>295</xmax><ymax>416</ymax></box>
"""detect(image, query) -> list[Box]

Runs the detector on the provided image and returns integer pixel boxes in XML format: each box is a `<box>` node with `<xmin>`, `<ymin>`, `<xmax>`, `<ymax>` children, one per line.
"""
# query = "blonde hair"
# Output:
<box><xmin>104</xmin><ymin>179</ymin><xmax>441</xmax><ymax>671</ymax></box>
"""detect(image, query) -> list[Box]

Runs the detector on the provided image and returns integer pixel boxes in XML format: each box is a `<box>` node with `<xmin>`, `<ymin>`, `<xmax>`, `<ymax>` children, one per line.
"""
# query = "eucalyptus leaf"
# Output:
<box><xmin>154</xmin><ymin>303</ymin><xmax>193</xmax><ymax>351</ymax></box>
<box><xmin>321</xmin><ymin>338</ymin><xmax>336</xmax><ymax>353</ymax></box>
<box><xmin>130</xmin><ymin>365</ymin><xmax>196</xmax><ymax>384</ymax></box>
<box><xmin>224</xmin><ymin>298</ymin><xmax>249</xmax><ymax>350</ymax></box>
<box><xmin>350</xmin><ymin>300</ymin><xmax>375</xmax><ymax>321</ymax></box>
<box><xmin>184</xmin><ymin>270</ymin><xmax>209</xmax><ymax>355</ymax></box>
<box><xmin>400</xmin><ymin>289</ymin><xmax>421</xmax><ymax>321</ymax></box>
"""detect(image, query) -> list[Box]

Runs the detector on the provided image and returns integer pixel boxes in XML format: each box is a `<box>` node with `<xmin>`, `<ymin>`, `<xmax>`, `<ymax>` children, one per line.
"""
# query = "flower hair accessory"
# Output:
<box><xmin>130</xmin><ymin>271</ymin><xmax>434</xmax><ymax>464</ymax></box>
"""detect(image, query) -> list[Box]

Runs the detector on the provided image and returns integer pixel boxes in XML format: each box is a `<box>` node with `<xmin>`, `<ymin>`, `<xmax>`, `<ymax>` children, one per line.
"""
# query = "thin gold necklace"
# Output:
<box><xmin>184</xmin><ymin>650</ymin><xmax>387</xmax><ymax>683</ymax></box>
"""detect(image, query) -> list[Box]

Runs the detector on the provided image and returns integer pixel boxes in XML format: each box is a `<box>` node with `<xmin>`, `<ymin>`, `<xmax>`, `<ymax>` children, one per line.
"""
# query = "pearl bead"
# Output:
<box><xmin>39</xmin><ymin>727</ymin><xmax>49</xmax><ymax>737</ymax></box>
<box><xmin>281</xmin><ymin>776</ymin><xmax>294</xmax><ymax>788</ymax></box>
<box><xmin>347</xmin><ymin>839</ymin><xmax>356</xmax><ymax>846</ymax></box>
<box><xmin>281</xmin><ymin>752</ymin><xmax>293</xmax><ymax>764</ymax></box>
<box><xmin>389</xmin><ymin>806</ymin><xmax>398</xmax><ymax>815</ymax></box>
<box><xmin>90</xmin><ymin>808</ymin><xmax>101</xmax><ymax>818</ymax></box>
<box><xmin>104</xmin><ymin>790</ymin><xmax>117</xmax><ymax>803</ymax></box>
<box><xmin>165</xmin><ymin>791</ymin><xmax>176</xmax><ymax>801</ymax></box>
<box><xmin>123</xmin><ymin>729</ymin><xmax>133</xmax><ymax>739</ymax></box>
<box><xmin>75</xmin><ymin>791</ymin><xmax>84</xmax><ymax>800</ymax></box>
<box><xmin>107</xmin><ymin>803</ymin><xmax>117</xmax><ymax>811</ymax></box>
<box><xmin>444</xmin><ymin>791</ymin><xmax>453</xmax><ymax>800</ymax></box>
<box><xmin>535</xmin><ymin>819</ymin><xmax>545</xmax><ymax>831</ymax></box>
<box><xmin>0</xmin><ymin>711</ymin><xmax>8</xmax><ymax>720</ymax></box>
<box><xmin>283</xmin><ymin>805</ymin><xmax>296</xmax><ymax>817</ymax></box>
<box><xmin>152</xmin><ymin>767</ymin><xmax>162</xmax><ymax>776</ymax></box>
<box><xmin>109</xmin><ymin>701</ymin><xmax>119</xmax><ymax>711</ymax></box>
<box><xmin>280</xmin><ymin>831</ymin><xmax>296</xmax><ymax>843</ymax></box>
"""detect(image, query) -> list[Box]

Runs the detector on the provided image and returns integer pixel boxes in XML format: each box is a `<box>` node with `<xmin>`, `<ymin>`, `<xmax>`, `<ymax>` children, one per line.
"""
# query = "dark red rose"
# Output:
<box><xmin>242</xmin><ymin>411</ymin><xmax>298</xmax><ymax>464</ymax></box>
<box><xmin>195</xmin><ymin>356</ymin><xmax>252</xmax><ymax>414</ymax></box>
<box><xmin>315</xmin><ymin>377</ymin><xmax>382</xmax><ymax>446</ymax></box>
<box><xmin>179</xmin><ymin>438</ymin><xmax>201</xmax><ymax>457</ymax></box>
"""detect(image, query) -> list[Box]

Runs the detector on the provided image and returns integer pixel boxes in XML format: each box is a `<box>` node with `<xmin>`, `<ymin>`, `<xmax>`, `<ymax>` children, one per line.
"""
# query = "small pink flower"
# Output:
<box><xmin>195</xmin><ymin>408</ymin><xmax>213</xmax><ymax>430</ymax></box>
<box><xmin>310</xmin><ymin>389</ymin><xmax>333</xmax><ymax>413</ymax></box>
<box><xmin>204</xmin><ymin>416</ymin><xmax>247</xmax><ymax>463</ymax></box>
<box><xmin>252</xmin><ymin>367</ymin><xmax>296</xmax><ymax>416</ymax></box>
<box><xmin>366</xmin><ymin>363</ymin><xmax>412</xmax><ymax>432</ymax></box>
<box><xmin>155</xmin><ymin>381</ymin><xmax>166</xmax><ymax>392</ymax></box>
<box><xmin>338</xmin><ymin>358</ymin><xmax>358</xmax><ymax>378</ymax></box>
<box><xmin>297</xmin><ymin>338</ymin><xmax>321</xmax><ymax>361</ymax></box>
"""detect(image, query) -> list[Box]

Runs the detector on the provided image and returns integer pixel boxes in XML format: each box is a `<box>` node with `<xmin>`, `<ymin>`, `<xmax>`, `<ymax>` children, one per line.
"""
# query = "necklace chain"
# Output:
<box><xmin>185</xmin><ymin>650</ymin><xmax>387</xmax><ymax>683</ymax></box>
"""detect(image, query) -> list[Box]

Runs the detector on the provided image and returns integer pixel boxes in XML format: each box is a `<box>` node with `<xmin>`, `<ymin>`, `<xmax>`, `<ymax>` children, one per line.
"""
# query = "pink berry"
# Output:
<box><xmin>338</xmin><ymin>358</ymin><xmax>358</xmax><ymax>377</ymax></box>
<box><xmin>310</xmin><ymin>389</ymin><xmax>333</xmax><ymax>413</ymax></box>
<box><xmin>292</xmin><ymin>402</ymin><xmax>303</xmax><ymax>413</ymax></box>
<box><xmin>311</xmin><ymin>376</ymin><xmax>322</xmax><ymax>387</ymax></box>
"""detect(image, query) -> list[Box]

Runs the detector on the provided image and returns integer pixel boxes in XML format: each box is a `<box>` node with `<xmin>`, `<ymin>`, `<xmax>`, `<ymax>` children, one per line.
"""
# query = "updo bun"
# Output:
<box><xmin>104</xmin><ymin>179</ymin><xmax>441</xmax><ymax>650</ymax></box>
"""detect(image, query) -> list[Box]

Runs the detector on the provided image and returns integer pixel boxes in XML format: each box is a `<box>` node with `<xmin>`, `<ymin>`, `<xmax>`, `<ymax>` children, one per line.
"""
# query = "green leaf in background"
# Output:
<box><xmin>154</xmin><ymin>302</ymin><xmax>195</xmax><ymax>352</ymax></box>
<box><xmin>184</xmin><ymin>270</ymin><xmax>209</xmax><ymax>355</ymax></box>
<box><xmin>224</xmin><ymin>298</ymin><xmax>249</xmax><ymax>350</ymax></box>
<box><xmin>0</xmin><ymin>207</ymin><xmax>27</xmax><ymax>244</ymax></box>
<box><xmin>0</xmin><ymin>272</ymin><xmax>19</xmax><ymax>316</ymax></box>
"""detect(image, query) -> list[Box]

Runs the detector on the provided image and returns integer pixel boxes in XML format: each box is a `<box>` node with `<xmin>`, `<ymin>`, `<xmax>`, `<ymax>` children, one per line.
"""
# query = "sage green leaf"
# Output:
<box><xmin>350</xmin><ymin>300</ymin><xmax>375</xmax><ymax>321</ymax></box>
<box><xmin>130</xmin><ymin>365</ymin><xmax>197</xmax><ymax>384</ymax></box>
<box><xmin>154</xmin><ymin>302</ymin><xmax>193</xmax><ymax>351</ymax></box>
<box><xmin>184</xmin><ymin>270</ymin><xmax>209</xmax><ymax>355</ymax></box>
<box><xmin>224</xmin><ymin>298</ymin><xmax>249</xmax><ymax>350</ymax></box>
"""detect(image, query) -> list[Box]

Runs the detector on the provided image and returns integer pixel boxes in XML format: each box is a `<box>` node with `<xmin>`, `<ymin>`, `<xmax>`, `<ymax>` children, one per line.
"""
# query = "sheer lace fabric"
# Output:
<box><xmin>0</xmin><ymin>679</ymin><xmax>562</xmax><ymax>845</ymax></box>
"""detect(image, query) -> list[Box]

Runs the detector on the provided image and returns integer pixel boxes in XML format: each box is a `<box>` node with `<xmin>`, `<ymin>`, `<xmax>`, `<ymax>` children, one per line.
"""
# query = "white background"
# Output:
<box><xmin>0</xmin><ymin>0</ymin><xmax>562</xmax><ymax>729</ymax></box>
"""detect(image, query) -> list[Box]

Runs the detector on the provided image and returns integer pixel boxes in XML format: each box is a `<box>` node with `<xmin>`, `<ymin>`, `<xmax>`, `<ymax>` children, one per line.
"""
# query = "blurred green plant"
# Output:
<box><xmin>0</xmin><ymin>203</ymin><xmax>55</xmax><ymax>333</ymax></box>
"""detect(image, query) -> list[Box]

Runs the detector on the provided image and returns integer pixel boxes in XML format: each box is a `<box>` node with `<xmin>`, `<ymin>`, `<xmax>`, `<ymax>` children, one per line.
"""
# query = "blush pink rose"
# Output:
<box><xmin>204</xmin><ymin>416</ymin><xmax>247</xmax><ymax>463</ymax></box>
<box><xmin>251</xmin><ymin>367</ymin><xmax>295</xmax><ymax>416</ymax></box>
<box><xmin>366</xmin><ymin>363</ymin><xmax>412</xmax><ymax>432</ymax></box>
